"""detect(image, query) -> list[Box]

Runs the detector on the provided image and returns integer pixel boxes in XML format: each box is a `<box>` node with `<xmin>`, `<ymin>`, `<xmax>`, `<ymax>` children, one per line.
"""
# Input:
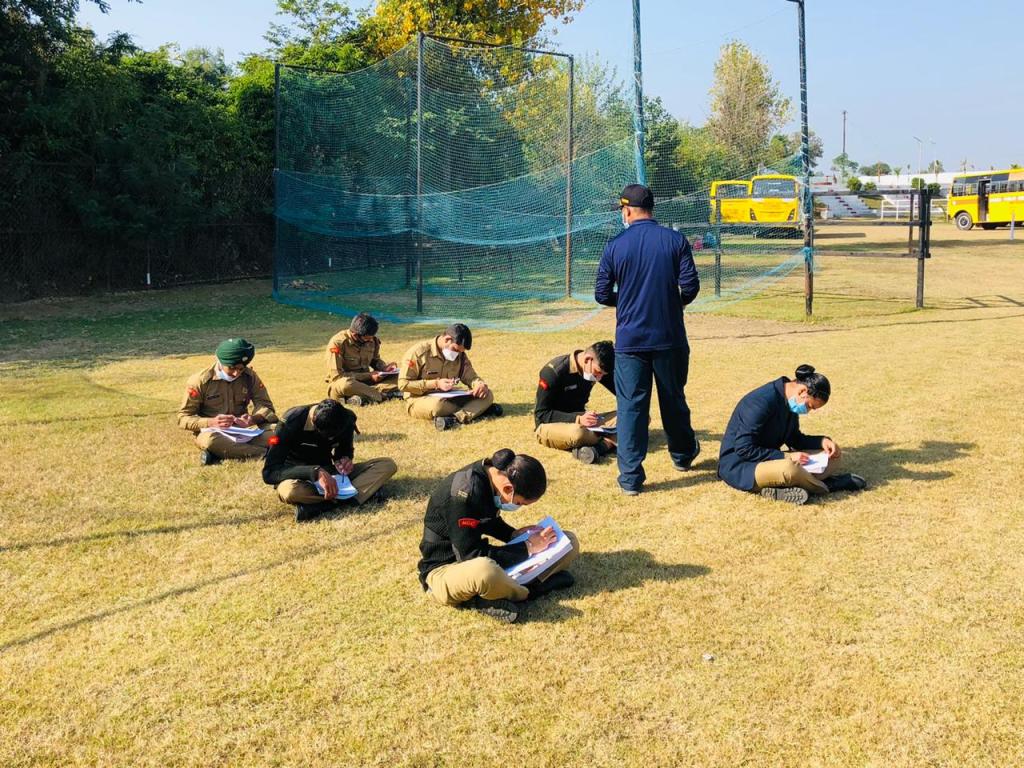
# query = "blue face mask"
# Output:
<box><xmin>493</xmin><ymin>490</ymin><xmax>520</xmax><ymax>513</ymax></box>
<box><xmin>788</xmin><ymin>396</ymin><xmax>809</xmax><ymax>415</ymax></box>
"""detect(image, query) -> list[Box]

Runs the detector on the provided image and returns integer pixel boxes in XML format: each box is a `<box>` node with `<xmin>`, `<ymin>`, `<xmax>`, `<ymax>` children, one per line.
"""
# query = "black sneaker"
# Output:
<box><xmin>366</xmin><ymin>488</ymin><xmax>388</xmax><ymax>505</ymax></box>
<box><xmin>384</xmin><ymin>390</ymin><xmax>404</xmax><ymax>401</ymax></box>
<box><xmin>484</xmin><ymin>403</ymin><xmax>504</xmax><ymax>419</ymax></box>
<box><xmin>572</xmin><ymin>446</ymin><xmax>599</xmax><ymax>464</ymax></box>
<box><xmin>527</xmin><ymin>571</ymin><xmax>575</xmax><ymax>600</ymax></box>
<box><xmin>759</xmin><ymin>487</ymin><xmax>810</xmax><ymax>505</ymax></box>
<box><xmin>344</xmin><ymin>395</ymin><xmax>364</xmax><ymax>407</ymax></box>
<box><xmin>824</xmin><ymin>473</ymin><xmax>867</xmax><ymax>493</ymax></box>
<box><xmin>295</xmin><ymin>501</ymin><xmax>334</xmax><ymax>523</ymax></box>
<box><xmin>199</xmin><ymin>449</ymin><xmax>221</xmax><ymax>466</ymax></box>
<box><xmin>462</xmin><ymin>596</ymin><xmax>520</xmax><ymax>623</ymax></box>
<box><xmin>672</xmin><ymin>438</ymin><xmax>701</xmax><ymax>471</ymax></box>
<box><xmin>434</xmin><ymin>416</ymin><xmax>459</xmax><ymax>431</ymax></box>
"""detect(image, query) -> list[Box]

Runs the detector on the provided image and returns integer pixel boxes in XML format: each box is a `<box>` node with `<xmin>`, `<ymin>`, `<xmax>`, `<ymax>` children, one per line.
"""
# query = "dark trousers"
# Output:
<box><xmin>614</xmin><ymin>346</ymin><xmax>698</xmax><ymax>491</ymax></box>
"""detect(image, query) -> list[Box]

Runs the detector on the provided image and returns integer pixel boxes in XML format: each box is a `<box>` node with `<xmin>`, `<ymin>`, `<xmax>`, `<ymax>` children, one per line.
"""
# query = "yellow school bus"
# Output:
<box><xmin>948</xmin><ymin>168</ymin><xmax>1024</xmax><ymax>230</ymax></box>
<box><xmin>708</xmin><ymin>180</ymin><xmax>752</xmax><ymax>223</ymax></box>
<box><xmin>749</xmin><ymin>174</ymin><xmax>800</xmax><ymax>232</ymax></box>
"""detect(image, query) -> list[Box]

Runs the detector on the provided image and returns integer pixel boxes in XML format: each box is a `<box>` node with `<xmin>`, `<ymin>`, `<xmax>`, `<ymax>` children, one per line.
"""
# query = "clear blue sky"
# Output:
<box><xmin>79</xmin><ymin>0</ymin><xmax>1022</xmax><ymax>173</ymax></box>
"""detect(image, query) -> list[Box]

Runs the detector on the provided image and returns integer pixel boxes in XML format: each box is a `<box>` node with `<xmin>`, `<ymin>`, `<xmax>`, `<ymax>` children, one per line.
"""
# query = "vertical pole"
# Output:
<box><xmin>793</xmin><ymin>0</ymin><xmax>813</xmax><ymax>316</ymax></box>
<box><xmin>565</xmin><ymin>56</ymin><xmax>575</xmax><ymax>298</ymax></box>
<box><xmin>631</xmin><ymin>0</ymin><xmax>647</xmax><ymax>185</ymax></box>
<box><xmin>714</xmin><ymin>197</ymin><xmax>722</xmax><ymax>297</ymax></box>
<box><xmin>416</xmin><ymin>33</ymin><xmax>424</xmax><ymax>315</ymax></box>
<box><xmin>273</xmin><ymin>62</ymin><xmax>281</xmax><ymax>295</ymax></box>
<box><xmin>916</xmin><ymin>186</ymin><xmax>930</xmax><ymax>308</ymax></box>
<box><xmin>404</xmin><ymin>77</ymin><xmax>413</xmax><ymax>288</ymax></box>
<box><xmin>1011</xmin><ymin>212</ymin><xmax>1016</xmax><ymax>241</ymax></box>
<box><xmin>841</xmin><ymin>109</ymin><xmax>846</xmax><ymax>156</ymax></box>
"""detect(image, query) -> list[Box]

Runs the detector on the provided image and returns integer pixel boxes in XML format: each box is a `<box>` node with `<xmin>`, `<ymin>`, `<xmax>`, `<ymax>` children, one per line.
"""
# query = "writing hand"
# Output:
<box><xmin>370</xmin><ymin>371</ymin><xmax>383</xmax><ymax>383</ymax></box>
<box><xmin>526</xmin><ymin>526</ymin><xmax>557</xmax><ymax>555</ymax></box>
<box><xmin>578</xmin><ymin>411</ymin><xmax>601</xmax><ymax>428</ymax></box>
<box><xmin>822</xmin><ymin>438</ymin><xmax>841</xmax><ymax>459</ymax></box>
<box><xmin>794</xmin><ymin>453</ymin><xmax>811</xmax><ymax>465</ymax></box>
<box><xmin>234</xmin><ymin>414</ymin><xmax>253</xmax><ymax>427</ymax></box>
<box><xmin>437</xmin><ymin>378</ymin><xmax>455</xmax><ymax>392</ymax></box>
<box><xmin>472</xmin><ymin>381</ymin><xmax>489</xmax><ymax>398</ymax></box>
<box><xmin>334</xmin><ymin>457</ymin><xmax>354</xmax><ymax>476</ymax></box>
<box><xmin>316</xmin><ymin>468</ymin><xmax>338</xmax><ymax>500</ymax></box>
<box><xmin>212</xmin><ymin>414</ymin><xmax>235</xmax><ymax>428</ymax></box>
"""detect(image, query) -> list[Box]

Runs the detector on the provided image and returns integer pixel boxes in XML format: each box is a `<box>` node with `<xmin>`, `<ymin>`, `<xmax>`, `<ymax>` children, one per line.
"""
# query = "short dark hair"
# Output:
<box><xmin>588</xmin><ymin>340</ymin><xmax>615</xmax><ymax>375</ymax></box>
<box><xmin>445</xmin><ymin>323</ymin><xmax>472</xmax><ymax>350</ymax></box>
<box><xmin>489</xmin><ymin>448</ymin><xmax>547</xmax><ymax>501</ymax></box>
<box><xmin>795</xmin><ymin>364</ymin><xmax>831</xmax><ymax>402</ymax></box>
<box><xmin>350</xmin><ymin>312</ymin><xmax>379</xmax><ymax>336</ymax></box>
<box><xmin>312</xmin><ymin>398</ymin><xmax>354</xmax><ymax>437</ymax></box>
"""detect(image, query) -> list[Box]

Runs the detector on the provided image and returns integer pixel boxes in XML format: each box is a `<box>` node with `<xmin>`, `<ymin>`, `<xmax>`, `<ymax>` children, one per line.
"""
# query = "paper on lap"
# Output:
<box><xmin>804</xmin><ymin>450</ymin><xmax>829</xmax><ymax>475</ymax></box>
<box><xmin>504</xmin><ymin>516</ymin><xmax>573</xmax><ymax>585</ymax></box>
<box><xmin>428</xmin><ymin>389</ymin><xmax>472</xmax><ymax>399</ymax></box>
<box><xmin>199</xmin><ymin>425</ymin><xmax>264</xmax><ymax>443</ymax></box>
<box><xmin>313</xmin><ymin>473</ymin><xmax>359</xmax><ymax>499</ymax></box>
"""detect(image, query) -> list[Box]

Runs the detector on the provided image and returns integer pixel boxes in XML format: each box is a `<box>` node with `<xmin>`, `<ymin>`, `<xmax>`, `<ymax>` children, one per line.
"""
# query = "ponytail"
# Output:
<box><xmin>794</xmin><ymin>364</ymin><xmax>831</xmax><ymax>402</ymax></box>
<box><xmin>486</xmin><ymin>449</ymin><xmax>547</xmax><ymax>501</ymax></box>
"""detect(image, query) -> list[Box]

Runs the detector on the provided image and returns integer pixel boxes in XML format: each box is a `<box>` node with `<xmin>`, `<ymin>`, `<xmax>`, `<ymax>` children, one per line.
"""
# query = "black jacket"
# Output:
<box><xmin>417</xmin><ymin>459</ymin><xmax>530</xmax><ymax>588</ymax></box>
<box><xmin>262</xmin><ymin>403</ymin><xmax>357</xmax><ymax>486</ymax></box>
<box><xmin>718</xmin><ymin>377</ymin><xmax>826</xmax><ymax>491</ymax></box>
<box><xmin>534</xmin><ymin>351</ymin><xmax>615</xmax><ymax>428</ymax></box>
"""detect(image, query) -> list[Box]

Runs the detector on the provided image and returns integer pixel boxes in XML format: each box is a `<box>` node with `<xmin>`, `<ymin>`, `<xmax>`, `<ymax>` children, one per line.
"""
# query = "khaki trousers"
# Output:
<box><xmin>327</xmin><ymin>376</ymin><xmax>398</xmax><ymax>404</ymax></box>
<box><xmin>276</xmin><ymin>457</ymin><xmax>397</xmax><ymax>506</ymax></box>
<box><xmin>405</xmin><ymin>389</ymin><xmax>494</xmax><ymax>424</ymax></box>
<box><xmin>425</xmin><ymin>531</ymin><xmax>580</xmax><ymax>605</ymax></box>
<box><xmin>753</xmin><ymin>451</ymin><xmax>839</xmax><ymax>495</ymax></box>
<box><xmin>535</xmin><ymin>411</ymin><xmax>617</xmax><ymax>451</ymax></box>
<box><xmin>195</xmin><ymin>426</ymin><xmax>275</xmax><ymax>460</ymax></box>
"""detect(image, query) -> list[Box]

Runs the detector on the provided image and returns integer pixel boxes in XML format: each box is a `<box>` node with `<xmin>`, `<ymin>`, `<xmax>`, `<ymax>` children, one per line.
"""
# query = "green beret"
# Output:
<box><xmin>216</xmin><ymin>338</ymin><xmax>255</xmax><ymax>366</ymax></box>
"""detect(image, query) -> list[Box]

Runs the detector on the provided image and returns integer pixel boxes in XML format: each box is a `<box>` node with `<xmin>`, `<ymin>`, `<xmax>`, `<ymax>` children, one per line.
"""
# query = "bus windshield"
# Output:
<box><xmin>752</xmin><ymin>179</ymin><xmax>796</xmax><ymax>198</ymax></box>
<box><xmin>716</xmin><ymin>184</ymin><xmax>749</xmax><ymax>198</ymax></box>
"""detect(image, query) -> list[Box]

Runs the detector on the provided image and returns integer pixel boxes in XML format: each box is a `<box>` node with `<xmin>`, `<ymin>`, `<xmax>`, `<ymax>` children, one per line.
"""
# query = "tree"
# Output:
<box><xmin>363</xmin><ymin>0</ymin><xmax>585</xmax><ymax>56</ymax></box>
<box><xmin>764</xmin><ymin>130</ymin><xmax>823</xmax><ymax>172</ymax></box>
<box><xmin>831</xmin><ymin>152</ymin><xmax>859</xmax><ymax>180</ymax></box>
<box><xmin>706</xmin><ymin>41</ymin><xmax>791</xmax><ymax>173</ymax></box>
<box><xmin>860</xmin><ymin>161</ymin><xmax>892</xmax><ymax>177</ymax></box>
<box><xmin>926</xmin><ymin>159</ymin><xmax>944</xmax><ymax>174</ymax></box>
<box><xmin>862</xmin><ymin>181</ymin><xmax>877</xmax><ymax>192</ymax></box>
<box><xmin>847</xmin><ymin>177</ymin><xmax>862</xmax><ymax>193</ymax></box>
<box><xmin>910</xmin><ymin>177</ymin><xmax>925</xmax><ymax>190</ymax></box>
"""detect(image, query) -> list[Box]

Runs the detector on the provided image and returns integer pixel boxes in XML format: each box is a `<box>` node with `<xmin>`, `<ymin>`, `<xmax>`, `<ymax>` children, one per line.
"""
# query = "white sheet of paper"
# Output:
<box><xmin>588</xmin><ymin>426</ymin><xmax>616</xmax><ymax>434</ymax></box>
<box><xmin>199</xmin><ymin>425</ymin><xmax>264</xmax><ymax>443</ymax></box>
<box><xmin>428</xmin><ymin>390</ymin><xmax>472</xmax><ymax>399</ymax></box>
<box><xmin>313</xmin><ymin>473</ymin><xmax>359</xmax><ymax>499</ymax></box>
<box><xmin>377</xmin><ymin>370</ymin><xmax>399</xmax><ymax>377</ymax></box>
<box><xmin>804</xmin><ymin>450</ymin><xmax>829</xmax><ymax>475</ymax></box>
<box><xmin>504</xmin><ymin>516</ymin><xmax>574</xmax><ymax>586</ymax></box>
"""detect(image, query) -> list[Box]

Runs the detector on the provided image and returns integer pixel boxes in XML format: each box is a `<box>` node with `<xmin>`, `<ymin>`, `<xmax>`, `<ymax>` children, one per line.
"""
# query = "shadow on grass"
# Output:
<box><xmin>0</xmin><ymin>514</ymin><xmax>426</xmax><ymax>652</ymax></box>
<box><xmin>524</xmin><ymin>549</ymin><xmax>710</xmax><ymax>623</ymax></box>
<box><xmin>848</xmin><ymin>439</ymin><xmax>974</xmax><ymax>489</ymax></box>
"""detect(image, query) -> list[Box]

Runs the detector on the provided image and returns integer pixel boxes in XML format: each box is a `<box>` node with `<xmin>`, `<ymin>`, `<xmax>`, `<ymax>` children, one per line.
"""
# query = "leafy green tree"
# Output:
<box><xmin>860</xmin><ymin>161</ymin><xmax>892</xmax><ymax>177</ymax></box>
<box><xmin>847</xmin><ymin>176</ymin><xmax>862</xmax><ymax>193</ymax></box>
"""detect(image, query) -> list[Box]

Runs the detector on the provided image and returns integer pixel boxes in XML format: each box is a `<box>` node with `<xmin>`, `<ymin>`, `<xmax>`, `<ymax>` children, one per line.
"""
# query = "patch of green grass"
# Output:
<box><xmin>1</xmin><ymin>226</ymin><xmax>1023</xmax><ymax>766</ymax></box>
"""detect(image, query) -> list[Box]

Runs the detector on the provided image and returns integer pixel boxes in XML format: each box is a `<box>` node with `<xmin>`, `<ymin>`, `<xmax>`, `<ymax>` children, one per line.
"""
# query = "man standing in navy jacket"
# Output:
<box><xmin>595</xmin><ymin>184</ymin><xmax>701</xmax><ymax>495</ymax></box>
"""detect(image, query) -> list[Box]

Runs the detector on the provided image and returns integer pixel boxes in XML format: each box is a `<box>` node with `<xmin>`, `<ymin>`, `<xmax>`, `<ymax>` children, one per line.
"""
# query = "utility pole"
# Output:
<box><xmin>632</xmin><ymin>0</ymin><xmax>647</xmax><ymax>185</ymax></box>
<box><xmin>913</xmin><ymin>135</ymin><xmax>923</xmax><ymax>175</ymax></box>
<box><xmin>841</xmin><ymin>109</ymin><xmax>847</xmax><ymax>157</ymax></box>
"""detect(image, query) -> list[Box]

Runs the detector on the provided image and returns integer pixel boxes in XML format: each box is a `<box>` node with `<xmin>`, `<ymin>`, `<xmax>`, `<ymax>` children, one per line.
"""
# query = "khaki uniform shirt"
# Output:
<box><xmin>325</xmin><ymin>330</ymin><xmax>388</xmax><ymax>384</ymax></box>
<box><xmin>398</xmin><ymin>336</ymin><xmax>484</xmax><ymax>398</ymax></box>
<box><xmin>177</xmin><ymin>363</ymin><xmax>277</xmax><ymax>432</ymax></box>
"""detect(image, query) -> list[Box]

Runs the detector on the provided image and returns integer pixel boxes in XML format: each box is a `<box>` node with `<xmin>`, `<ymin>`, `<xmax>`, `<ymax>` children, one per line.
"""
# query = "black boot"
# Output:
<box><xmin>527</xmin><ymin>571</ymin><xmax>575</xmax><ymax>600</ymax></box>
<box><xmin>824</xmin><ymin>473</ymin><xmax>867</xmax><ymax>493</ymax></box>
<box><xmin>199</xmin><ymin>449</ymin><xmax>221</xmax><ymax>466</ymax></box>
<box><xmin>460</xmin><ymin>596</ymin><xmax>520</xmax><ymax>623</ymax></box>
<box><xmin>295</xmin><ymin>501</ymin><xmax>335</xmax><ymax>523</ymax></box>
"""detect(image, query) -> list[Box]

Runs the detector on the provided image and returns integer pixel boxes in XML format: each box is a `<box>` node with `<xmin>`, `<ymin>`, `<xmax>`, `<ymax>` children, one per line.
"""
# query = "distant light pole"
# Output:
<box><xmin>913</xmin><ymin>135</ymin><xmax>924</xmax><ymax>175</ymax></box>
<box><xmin>786</xmin><ymin>0</ymin><xmax>813</xmax><ymax>316</ymax></box>
<box><xmin>841</xmin><ymin>109</ymin><xmax>847</xmax><ymax>156</ymax></box>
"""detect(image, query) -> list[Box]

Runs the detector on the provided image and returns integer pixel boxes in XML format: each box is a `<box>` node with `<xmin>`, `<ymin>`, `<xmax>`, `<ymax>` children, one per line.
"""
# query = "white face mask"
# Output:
<box><xmin>442</xmin><ymin>347</ymin><xmax>460</xmax><ymax>362</ymax></box>
<box><xmin>621</xmin><ymin>210</ymin><xmax>629</xmax><ymax>229</ymax></box>
<box><xmin>216</xmin><ymin>365</ymin><xmax>240</xmax><ymax>382</ymax></box>
<box><xmin>582</xmin><ymin>371</ymin><xmax>598</xmax><ymax>383</ymax></box>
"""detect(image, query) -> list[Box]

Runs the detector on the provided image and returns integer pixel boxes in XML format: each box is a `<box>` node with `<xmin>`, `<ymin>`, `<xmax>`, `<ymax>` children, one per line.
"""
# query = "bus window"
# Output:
<box><xmin>752</xmin><ymin>178</ymin><xmax>797</xmax><ymax>198</ymax></box>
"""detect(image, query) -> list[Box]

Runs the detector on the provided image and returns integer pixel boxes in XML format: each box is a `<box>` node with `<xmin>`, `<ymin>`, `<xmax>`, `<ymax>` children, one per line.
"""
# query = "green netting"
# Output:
<box><xmin>273</xmin><ymin>37</ymin><xmax>803</xmax><ymax>331</ymax></box>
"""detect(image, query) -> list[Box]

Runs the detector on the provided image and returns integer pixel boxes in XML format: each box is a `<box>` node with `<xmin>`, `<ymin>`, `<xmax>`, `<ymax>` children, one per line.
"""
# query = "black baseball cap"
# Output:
<box><xmin>618</xmin><ymin>184</ymin><xmax>655</xmax><ymax>210</ymax></box>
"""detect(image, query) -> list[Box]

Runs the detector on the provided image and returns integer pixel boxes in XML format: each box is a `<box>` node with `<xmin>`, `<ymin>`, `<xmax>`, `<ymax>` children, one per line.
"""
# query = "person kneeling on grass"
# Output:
<box><xmin>262</xmin><ymin>399</ymin><xmax>397</xmax><ymax>522</ymax></box>
<box><xmin>417</xmin><ymin>449</ymin><xmax>580</xmax><ymax>623</ymax></box>
<box><xmin>718</xmin><ymin>364</ymin><xmax>866</xmax><ymax>505</ymax></box>
<box><xmin>534</xmin><ymin>341</ymin><xmax>618</xmax><ymax>464</ymax></box>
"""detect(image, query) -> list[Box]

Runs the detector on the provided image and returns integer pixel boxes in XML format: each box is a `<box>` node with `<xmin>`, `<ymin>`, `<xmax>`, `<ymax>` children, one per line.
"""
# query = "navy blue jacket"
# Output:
<box><xmin>594</xmin><ymin>218</ymin><xmax>700</xmax><ymax>352</ymax></box>
<box><xmin>718</xmin><ymin>378</ymin><xmax>827</xmax><ymax>491</ymax></box>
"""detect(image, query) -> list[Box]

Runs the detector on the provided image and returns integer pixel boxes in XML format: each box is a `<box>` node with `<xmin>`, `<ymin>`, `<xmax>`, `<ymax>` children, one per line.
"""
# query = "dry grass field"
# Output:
<box><xmin>1</xmin><ymin>224</ymin><xmax>1023</xmax><ymax>766</ymax></box>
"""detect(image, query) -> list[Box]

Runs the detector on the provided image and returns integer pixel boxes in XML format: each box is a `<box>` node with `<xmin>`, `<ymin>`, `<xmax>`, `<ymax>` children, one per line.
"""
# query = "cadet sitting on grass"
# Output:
<box><xmin>324</xmin><ymin>312</ymin><xmax>400</xmax><ymax>407</ymax></box>
<box><xmin>398</xmin><ymin>323</ymin><xmax>502</xmax><ymax>431</ymax></box>
<box><xmin>718</xmin><ymin>364</ymin><xmax>867</xmax><ymax>505</ymax></box>
<box><xmin>262</xmin><ymin>399</ymin><xmax>397</xmax><ymax>522</ymax></box>
<box><xmin>534</xmin><ymin>341</ymin><xmax>618</xmax><ymax>464</ymax></box>
<box><xmin>417</xmin><ymin>449</ymin><xmax>579</xmax><ymax>624</ymax></box>
<box><xmin>178</xmin><ymin>338</ymin><xmax>277</xmax><ymax>466</ymax></box>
